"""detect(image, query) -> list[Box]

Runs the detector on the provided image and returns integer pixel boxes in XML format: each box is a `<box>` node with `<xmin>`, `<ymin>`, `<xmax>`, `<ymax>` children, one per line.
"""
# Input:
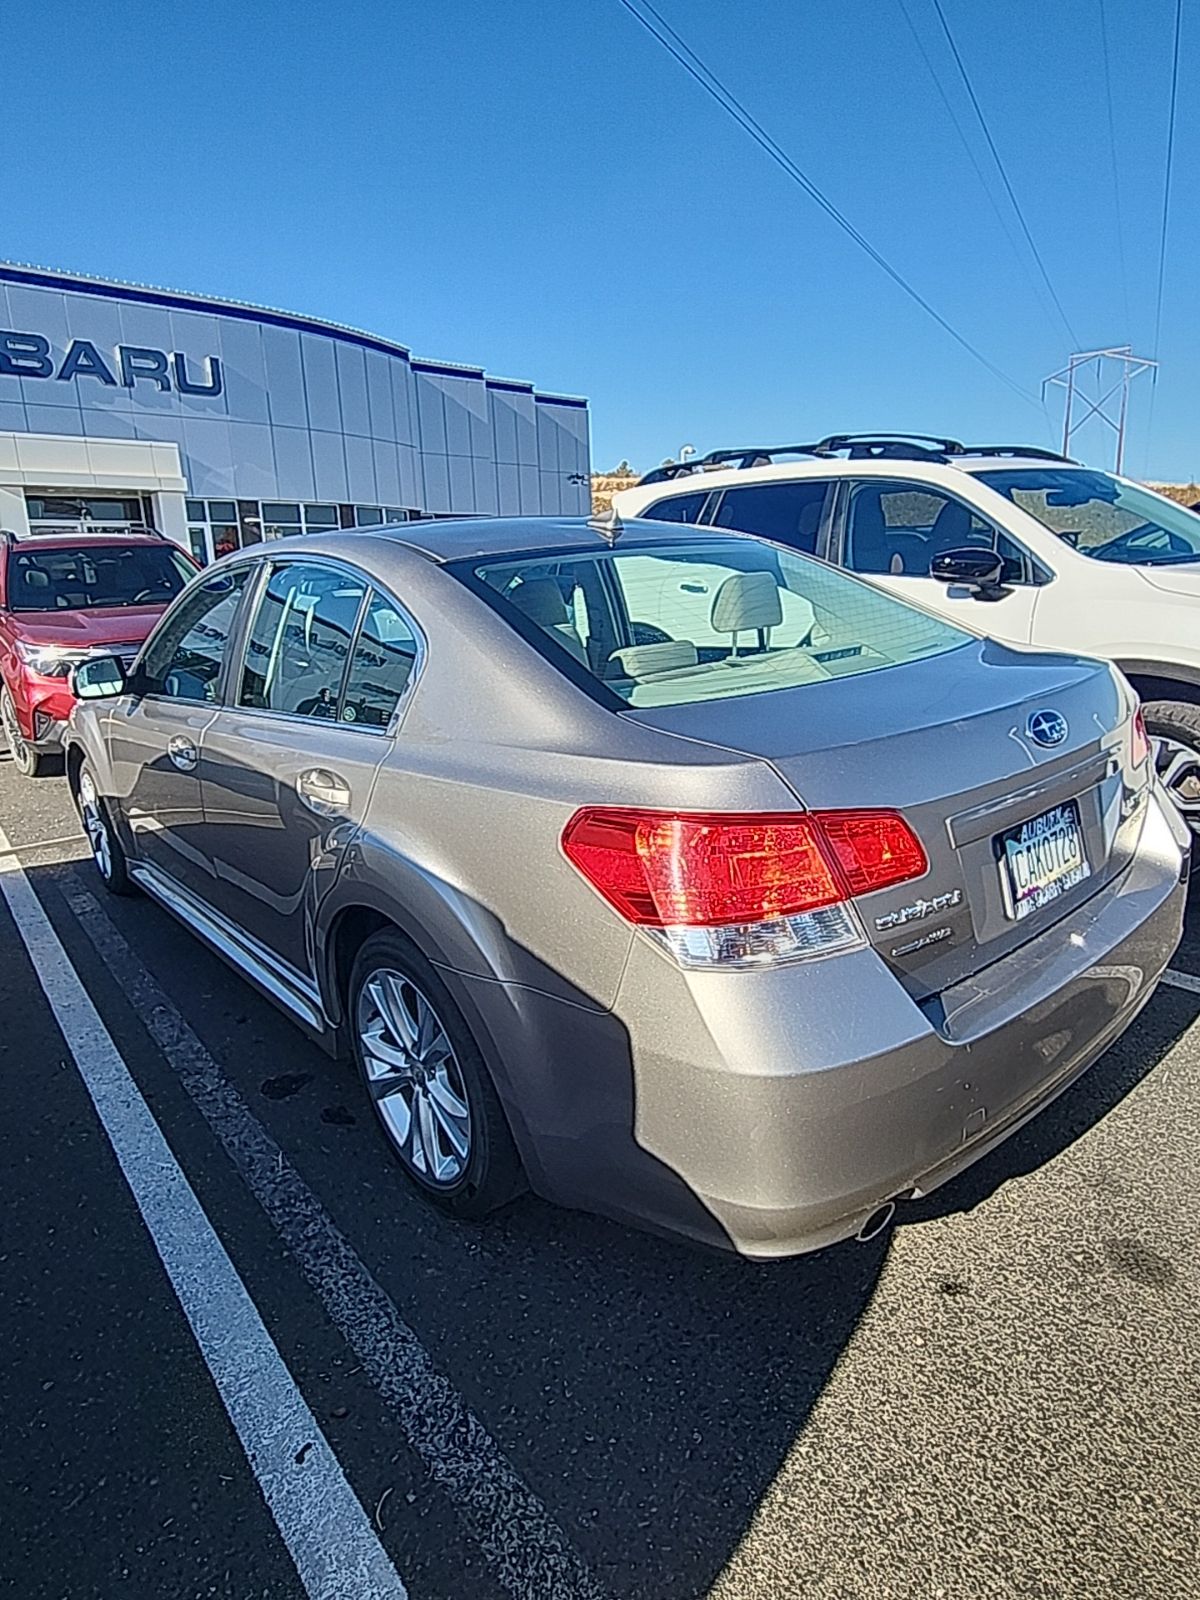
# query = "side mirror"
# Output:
<box><xmin>71</xmin><ymin>655</ymin><xmax>128</xmax><ymax>699</ymax></box>
<box><xmin>930</xmin><ymin>546</ymin><xmax>1007</xmax><ymax>600</ymax></box>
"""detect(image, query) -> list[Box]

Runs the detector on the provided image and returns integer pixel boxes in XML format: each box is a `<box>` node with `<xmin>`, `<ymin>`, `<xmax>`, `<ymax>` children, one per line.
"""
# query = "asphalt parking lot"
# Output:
<box><xmin>1</xmin><ymin>751</ymin><xmax>1198</xmax><ymax>1600</ymax></box>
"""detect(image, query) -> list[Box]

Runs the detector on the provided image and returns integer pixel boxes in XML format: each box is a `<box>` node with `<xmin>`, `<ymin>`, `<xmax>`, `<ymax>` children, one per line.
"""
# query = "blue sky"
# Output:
<box><xmin>3</xmin><ymin>1</ymin><xmax>1194</xmax><ymax>478</ymax></box>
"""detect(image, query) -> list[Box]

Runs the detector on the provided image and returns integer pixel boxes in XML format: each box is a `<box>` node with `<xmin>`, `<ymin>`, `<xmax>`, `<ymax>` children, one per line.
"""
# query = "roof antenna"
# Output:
<box><xmin>588</xmin><ymin>506</ymin><xmax>624</xmax><ymax>544</ymax></box>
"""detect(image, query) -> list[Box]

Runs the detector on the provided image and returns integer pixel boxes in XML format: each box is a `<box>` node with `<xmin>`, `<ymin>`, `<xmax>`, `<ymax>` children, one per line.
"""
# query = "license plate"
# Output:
<box><xmin>999</xmin><ymin>799</ymin><xmax>1089</xmax><ymax>921</ymax></box>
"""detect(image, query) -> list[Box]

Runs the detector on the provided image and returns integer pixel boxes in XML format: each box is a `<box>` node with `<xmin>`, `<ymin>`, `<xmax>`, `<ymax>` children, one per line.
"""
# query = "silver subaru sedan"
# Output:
<box><xmin>65</xmin><ymin>516</ymin><xmax>1190</xmax><ymax>1257</ymax></box>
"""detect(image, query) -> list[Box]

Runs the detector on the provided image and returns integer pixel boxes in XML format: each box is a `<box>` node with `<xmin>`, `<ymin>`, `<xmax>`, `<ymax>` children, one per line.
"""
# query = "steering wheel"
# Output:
<box><xmin>630</xmin><ymin>622</ymin><xmax>672</xmax><ymax>646</ymax></box>
<box><xmin>1090</xmin><ymin>523</ymin><xmax>1193</xmax><ymax>561</ymax></box>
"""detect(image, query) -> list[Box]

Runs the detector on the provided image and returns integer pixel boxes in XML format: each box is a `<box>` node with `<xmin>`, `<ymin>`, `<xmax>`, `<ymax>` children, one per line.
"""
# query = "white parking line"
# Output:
<box><xmin>62</xmin><ymin>877</ymin><xmax>607</xmax><ymax>1600</ymax></box>
<box><xmin>1163</xmin><ymin>969</ymin><xmax>1200</xmax><ymax>995</ymax></box>
<box><xmin>0</xmin><ymin>827</ymin><xmax>409</xmax><ymax>1600</ymax></box>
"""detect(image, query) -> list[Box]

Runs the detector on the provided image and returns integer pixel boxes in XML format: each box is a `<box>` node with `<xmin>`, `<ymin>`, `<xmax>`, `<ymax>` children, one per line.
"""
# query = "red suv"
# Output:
<box><xmin>0</xmin><ymin>530</ymin><xmax>197</xmax><ymax>777</ymax></box>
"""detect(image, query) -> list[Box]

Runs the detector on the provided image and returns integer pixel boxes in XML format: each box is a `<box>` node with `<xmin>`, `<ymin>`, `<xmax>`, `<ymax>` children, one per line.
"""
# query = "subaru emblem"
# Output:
<box><xmin>1027</xmin><ymin>709</ymin><xmax>1069</xmax><ymax>748</ymax></box>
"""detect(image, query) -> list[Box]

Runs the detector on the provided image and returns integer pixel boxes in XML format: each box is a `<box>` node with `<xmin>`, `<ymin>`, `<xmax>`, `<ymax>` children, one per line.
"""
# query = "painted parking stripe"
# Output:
<box><xmin>60</xmin><ymin>876</ymin><xmax>607</xmax><ymax>1600</ymax></box>
<box><xmin>0</xmin><ymin>830</ymin><xmax>408</xmax><ymax>1600</ymax></box>
<box><xmin>1163</xmin><ymin>969</ymin><xmax>1200</xmax><ymax>995</ymax></box>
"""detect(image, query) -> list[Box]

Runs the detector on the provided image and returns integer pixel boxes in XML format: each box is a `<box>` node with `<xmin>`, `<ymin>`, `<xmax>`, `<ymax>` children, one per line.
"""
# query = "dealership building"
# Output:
<box><xmin>0</xmin><ymin>262</ymin><xmax>590</xmax><ymax>564</ymax></box>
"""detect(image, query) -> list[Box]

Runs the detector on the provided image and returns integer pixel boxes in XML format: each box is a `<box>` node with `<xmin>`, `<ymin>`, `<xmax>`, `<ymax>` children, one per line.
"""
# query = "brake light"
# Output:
<box><xmin>1129</xmin><ymin>706</ymin><xmax>1150</xmax><ymax>770</ymax></box>
<box><xmin>561</xmin><ymin>807</ymin><xmax>928</xmax><ymax>968</ymax></box>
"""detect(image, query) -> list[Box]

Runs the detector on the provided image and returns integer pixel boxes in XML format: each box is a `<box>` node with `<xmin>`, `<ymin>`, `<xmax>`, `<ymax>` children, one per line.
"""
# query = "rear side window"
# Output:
<box><xmin>341</xmin><ymin>591</ymin><xmax>419</xmax><ymax>727</ymax></box>
<box><xmin>238</xmin><ymin>562</ymin><xmax>367</xmax><ymax>718</ymax></box>
<box><xmin>711</xmin><ymin>481</ymin><xmax>829</xmax><ymax>554</ymax></box>
<box><xmin>470</xmin><ymin>538</ymin><xmax>969</xmax><ymax>710</ymax></box>
<box><xmin>640</xmin><ymin>491</ymin><xmax>707</xmax><ymax>524</ymax></box>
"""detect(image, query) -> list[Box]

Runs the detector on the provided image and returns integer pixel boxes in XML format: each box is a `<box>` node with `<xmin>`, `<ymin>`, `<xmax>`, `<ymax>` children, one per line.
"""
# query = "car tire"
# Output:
<box><xmin>349</xmin><ymin>929</ymin><xmax>526</xmax><ymax>1219</ymax></box>
<box><xmin>1</xmin><ymin>687</ymin><xmax>48</xmax><ymax>778</ymax></box>
<box><xmin>76</xmin><ymin>762</ymin><xmax>135</xmax><ymax>895</ymax></box>
<box><xmin>1141</xmin><ymin>699</ymin><xmax>1200</xmax><ymax>831</ymax></box>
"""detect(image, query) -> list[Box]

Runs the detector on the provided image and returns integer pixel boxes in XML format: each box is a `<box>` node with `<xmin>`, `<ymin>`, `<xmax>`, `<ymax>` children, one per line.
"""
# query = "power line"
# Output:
<box><xmin>1145</xmin><ymin>0</ymin><xmax>1184</xmax><ymax>469</ymax></box>
<box><xmin>896</xmin><ymin>0</ymin><xmax>1063</xmax><ymax>342</ymax></box>
<box><xmin>926</xmin><ymin>0</ymin><xmax>1081</xmax><ymax>348</ymax></box>
<box><xmin>1152</xmin><ymin>0</ymin><xmax>1183</xmax><ymax>358</ymax></box>
<box><xmin>1097</xmin><ymin>0</ymin><xmax>1132</xmax><ymax>339</ymax></box>
<box><xmin>614</xmin><ymin>0</ymin><xmax>1041</xmax><ymax>406</ymax></box>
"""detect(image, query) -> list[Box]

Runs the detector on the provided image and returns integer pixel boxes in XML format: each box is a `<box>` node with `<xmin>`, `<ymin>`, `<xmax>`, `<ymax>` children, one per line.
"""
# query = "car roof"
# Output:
<box><xmin>619</xmin><ymin>453</ymin><xmax>1094</xmax><ymax>504</ymax></box>
<box><xmin>2</xmin><ymin>531</ymin><xmax>172</xmax><ymax>553</ymax></box>
<box><xmin>262</xmin><ymin>516</ymin><xmax>765</xmax><ymax>567</ymax></box>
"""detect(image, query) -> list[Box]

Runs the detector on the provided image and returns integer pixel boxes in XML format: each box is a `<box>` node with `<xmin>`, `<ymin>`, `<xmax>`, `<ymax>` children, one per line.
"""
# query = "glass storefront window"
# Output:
<box><xmin>262</xmin><ymin>502</ymin><xmax>301</xmax><ymax>524</ymax></box>
<box><xmin>186</xmin><ymin>499</ymin><xmax>206</xmax><ymax>522</ymax></box>
<box><xmin>212</xmin><ymin>524</ymin><xmax>240</xmax><ymax>560</ymax></box>
<box><xmin>385</xmin><ymin>508</ymin><xmax>406</xmax><ymax>523</ymax></box>
<box><xmin>188</xmin><ymin>527</ymin><xmax>209</xmax><ymax>565</ymax></box>
<box><xmin>207</xmin><ymin>500</ymin><xmax>237</xmax><ymax>523</ymax></box>
<box><xmin>304</xmin><ymin>504</ymin><xmax>339</xmax><ymax>527</ymax></box>
<box><xmin>355</xmin><ymin>506</ymin><xmax>384</xmax><ymax>526</ymax></box>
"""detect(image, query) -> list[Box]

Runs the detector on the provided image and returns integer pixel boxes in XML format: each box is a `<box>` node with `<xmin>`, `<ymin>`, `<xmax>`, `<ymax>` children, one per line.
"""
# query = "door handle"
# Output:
<box><xmin>168</xmin><ymin>734</ymin><xmax>198</xmax><ymax>772</ymax></box>
<box><xmin>297</xmin><ymin>768</ymin><xmax>352</xmax><ymax>818</ymax></box>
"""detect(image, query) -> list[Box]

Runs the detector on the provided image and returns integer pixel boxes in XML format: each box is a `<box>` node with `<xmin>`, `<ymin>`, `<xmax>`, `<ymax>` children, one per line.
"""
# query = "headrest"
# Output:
<box><xmin>22</xmin><ymin>569</ymin><xmax>49</xmax><ymax>588</ymax></box>
<box><xmin>710</xmin><ymin>571</ymin><xmax>784</xmax><ymax>634</ymax></box>
<box><xmin>928</xmin><ymin>500</ymin><xmax>972</xmax><ymax>547</ymax></box>
<box><xmin>509</xmin><ymin>578</ymin><xmax>569</xmax><ymax>627</ymax></box>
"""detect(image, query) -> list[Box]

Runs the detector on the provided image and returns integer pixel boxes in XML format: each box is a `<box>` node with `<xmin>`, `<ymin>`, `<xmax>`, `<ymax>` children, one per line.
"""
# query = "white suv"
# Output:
<box><xmin>614</xmin><ymin>433</ymin><xmax>1200</xmax><ymax>831</ymax></box>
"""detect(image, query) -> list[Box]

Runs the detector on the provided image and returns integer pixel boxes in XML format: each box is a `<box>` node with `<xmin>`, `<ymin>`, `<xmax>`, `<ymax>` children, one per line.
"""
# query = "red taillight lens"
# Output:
<box><xmin>816</xmin><ymin>810</ymin><xmax>931</xmax><ymax>898</ymax></box>
<box><xmin>561</xmin><ymin>807</ymin><xmax>927</xmax><ymax>928</ymax></box>
<box><xmin>1130</xmin><ymin>706</ymin><xmax>1150</xmax><ymax>769</ymax></box>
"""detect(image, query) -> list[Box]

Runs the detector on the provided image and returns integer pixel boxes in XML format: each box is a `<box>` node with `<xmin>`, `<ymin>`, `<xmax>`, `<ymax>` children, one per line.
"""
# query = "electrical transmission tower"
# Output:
<box><xmin>1042</xmin><ymin>347</ymin><xmax>1157</xmax><ymax>473</ymax></box>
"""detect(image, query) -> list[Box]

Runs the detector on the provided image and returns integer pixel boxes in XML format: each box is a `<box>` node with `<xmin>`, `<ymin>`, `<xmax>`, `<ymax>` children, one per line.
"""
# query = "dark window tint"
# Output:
<box><xmin>262</xmin><ymin>503</ymin><xmax>300</xmax><ymax>524</ymax></box>
<box><xmin>8</xmin><ymin>544</ymin><xmax>193</xmax><ymax>612</ymax></box>
<box><xmin>206</xmin><ymin>500</ymin><xmax>237</xmax><ymax>523</ymax></box>
<box><xmin>355</xmin><ymin>506</ymin><xmax>384</xmax><ymax>527</ymax></box>
<box><xmin>845</xmin><ymin>481</ymin><xmax>1028</xmax><ymax>580</ymax></box>
<box><xmin>304</xmin><ymin>504</ymin><xmax>339</xmax><ymax>528</ymax></box>
<box><xmin>141</xmin><ymin>570</ymin><xmax>249</xmax><ymax>701</ymax></box>
<box><xmin>712</xmin><ymin>482</ymin><xmax>828</xmax><ymax>553</ymax></box>
<box><xmin>642</xmin><ymin>491</ymin><xmax>707</xmax><ymax>524</ymax></box>
<box><xmin>341</xmin><ymin>592</ymin><xmax>419</xmax><ymax>727</ymax></box>
<box><xmin>185</xmin><ymin>499</ymin><xmax>206</xmax><ymax>521</ymax></box>
<box><xmin>238</xmin><ymin>562</ymin><xmax>366</xmax><ymax>718</ymax></box>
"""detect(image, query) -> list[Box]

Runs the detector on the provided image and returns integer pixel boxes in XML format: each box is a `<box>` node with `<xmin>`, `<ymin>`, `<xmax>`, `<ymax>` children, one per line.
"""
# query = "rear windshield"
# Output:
<box><xmin>469</xmin><ymin>538</ymin><xmax>970</xmax><ymax>708</ymax></box>
<box><xmin>7</xmin><ymin>543</ymin><xmax>193</xmax><ymax>611</ymax></box>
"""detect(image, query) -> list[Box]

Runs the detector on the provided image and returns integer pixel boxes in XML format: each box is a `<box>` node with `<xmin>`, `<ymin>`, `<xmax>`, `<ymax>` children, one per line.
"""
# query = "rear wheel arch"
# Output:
<box><xmin>1114</xmin><ymin>665</ymin><xmax>1200</xmax><ymax>708</ymax></box>
<box><xmin>65</xmin><ymin>741</ymin><xmax>86</xmax><ymax>799</ymax></box>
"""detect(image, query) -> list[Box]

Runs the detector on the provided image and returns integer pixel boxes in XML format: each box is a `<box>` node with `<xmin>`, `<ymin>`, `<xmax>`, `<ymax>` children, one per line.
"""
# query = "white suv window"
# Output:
<box><xmin>711</xmin><ymin>481</ymin><xmax>829</xmax><ymax>554</ymax></box>
<box><xmin>844</xmin><ymin>481</ymin><xmax>1029</xmax><ymax>581</ymax></box>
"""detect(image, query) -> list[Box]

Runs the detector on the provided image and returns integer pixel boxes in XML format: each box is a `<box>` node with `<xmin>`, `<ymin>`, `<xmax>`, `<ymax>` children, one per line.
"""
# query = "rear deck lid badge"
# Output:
<box><xmin>1027</xmin><ymin>709</ymin><xmax>1069</xmax><ymax>747</ymax></box>
<box><xmin>874</xmin><ymin>888</ymin><xmax>961</xmax><ymax>931</ymax></box>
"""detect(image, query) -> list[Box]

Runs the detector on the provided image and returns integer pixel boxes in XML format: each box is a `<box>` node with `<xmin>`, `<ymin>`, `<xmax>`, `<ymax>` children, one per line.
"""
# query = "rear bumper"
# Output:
<box><xmin>479</xmin><ymin>790</ymin><xmax>1188</xmax><ymax>1259</ymax></box>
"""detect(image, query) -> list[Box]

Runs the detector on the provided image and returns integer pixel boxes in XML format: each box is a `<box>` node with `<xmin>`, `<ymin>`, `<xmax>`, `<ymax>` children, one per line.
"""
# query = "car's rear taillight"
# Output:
<box><xmin>1130</xmin><ymin>706</ymin><xmax>1150</xmax><ymax>771</ymax></box>
<box><xmin>561</xmin><ymin>807</ymin><xmax>927</xmax><ymax>968</ymax></box>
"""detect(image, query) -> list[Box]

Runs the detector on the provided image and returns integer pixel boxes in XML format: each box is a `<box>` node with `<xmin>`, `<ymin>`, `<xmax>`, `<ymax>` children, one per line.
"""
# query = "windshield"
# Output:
<box><xmin>7</xmin><ymin>543</ymin><xmax>194</xmax><ymax>612</ymax></box>
<box><xmin>976</xmin><ymin>468</ymin><xmax>1200</xmax><ymax>566</ymax></box>
<box><xmin>469</xmin><ymin>538</ymin><xmax>970</xmax><ymax>709</ymax></box>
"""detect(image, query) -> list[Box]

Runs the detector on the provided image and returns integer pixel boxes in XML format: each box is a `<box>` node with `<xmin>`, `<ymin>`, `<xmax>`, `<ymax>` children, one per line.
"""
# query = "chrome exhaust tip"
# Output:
<box><xmin>856</xmin><ymin>1200</ymin><xmax>897</xmax><ymax>1243</ymax></box>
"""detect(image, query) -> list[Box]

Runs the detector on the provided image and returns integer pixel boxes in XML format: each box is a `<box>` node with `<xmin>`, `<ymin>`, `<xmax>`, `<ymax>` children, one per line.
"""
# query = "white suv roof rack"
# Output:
<box><xmin>637</xmin><ymin>433</ymin><xmax>1076</xmax><ymax>485</ymax></box>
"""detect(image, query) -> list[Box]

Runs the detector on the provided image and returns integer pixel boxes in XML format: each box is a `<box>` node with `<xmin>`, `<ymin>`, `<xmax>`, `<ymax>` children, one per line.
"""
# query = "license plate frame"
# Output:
<box><xmin>998</xmin><ymin>798</ymin><xmax>1090</xmax><ymax>922</ymax></box>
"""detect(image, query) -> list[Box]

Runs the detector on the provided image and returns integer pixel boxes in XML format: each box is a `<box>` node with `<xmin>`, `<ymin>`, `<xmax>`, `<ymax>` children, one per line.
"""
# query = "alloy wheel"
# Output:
<box><xmin>357</xmin><ymin>968</ymin><xmax>473</xmax><ymax>1186</ymax></box>
<box><xmin>78</xmin><ymin>769</ymin><xmax>113</xmax><ymax>881</ymax></box>
<box><xmin>1</xmin><ymin>692</ymin><xmax>35</xmax><ymax>776</ymax></box>
<box><xmin>1153</xmin><ymin>735</ymin><xmax>1200</xmax><ymax>828</ymax></box>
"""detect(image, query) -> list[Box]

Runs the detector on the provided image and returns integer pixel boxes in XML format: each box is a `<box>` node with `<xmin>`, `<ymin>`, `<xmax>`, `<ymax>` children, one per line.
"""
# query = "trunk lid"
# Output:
<box><xmin>626</xmin><ymin>638</ymin><xmax>1141</xmax><ymax>996</ymax></box>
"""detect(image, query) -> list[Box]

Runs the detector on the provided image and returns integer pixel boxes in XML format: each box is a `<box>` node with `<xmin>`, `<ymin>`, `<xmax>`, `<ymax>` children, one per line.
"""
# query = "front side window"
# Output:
<box><xmin>341</xmin><ymin>592</ymin><xmax>419</xmax><ymax>727</ymax></box>
<box><xmin>975</xmin><ymin>468</ymin><xmax>1200</xmax><ymax>566</ymax></box>
<box><xmin>238</xmin><ymin>562</ymin><xmax>367</xmax><ymax>718</ymax></box>
<box><xmin>8</xmin><ymin>544</ymin><xmax>193</xmax><ymax>612</ymax></box>
<box><xmin>712</xmin><ymin>481</ymin><xmax>829</xmax><ymax>554</ymax></box>
<box><xmin>469</xmin><ymin>538</ymin><xmax>970</xmax><ymax>710</ymax></box>
<box><xmin>141</xmin><ymin>569</ymin><xmax>250</xmax><ymax>701</ymax></box>
<box><xmin>844</xmin><ymin>481</ymin><xmax>1027</xmax><ymax>580</ymax></box>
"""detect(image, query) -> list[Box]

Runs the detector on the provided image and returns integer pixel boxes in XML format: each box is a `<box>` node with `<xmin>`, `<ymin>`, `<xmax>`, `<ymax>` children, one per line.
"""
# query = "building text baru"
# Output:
<box><xmin>0</xmin><ymin>331</ymin><xmax>222</xmax><ymax>396</ymax></box>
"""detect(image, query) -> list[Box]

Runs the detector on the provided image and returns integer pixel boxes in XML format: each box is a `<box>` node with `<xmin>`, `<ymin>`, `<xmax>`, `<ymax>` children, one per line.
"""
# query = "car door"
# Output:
<box><xmin>197</xmin><ymin>559</ymin><xmax>420</xmax><ymax>982</ymax></box>
<box><xmin>837</xmin><ymin>478</ymin><xmax>1042</xmax><ymax>644</ymax></box>
<box><xmin>106</xmin><ymin>566</ymin><xmax>252</xmax><ymax>901</ymax></box>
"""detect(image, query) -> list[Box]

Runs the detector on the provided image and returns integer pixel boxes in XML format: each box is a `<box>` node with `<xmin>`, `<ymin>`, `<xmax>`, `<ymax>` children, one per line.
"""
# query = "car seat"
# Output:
<box><xmin>709</xmin><ymin>571</ymin><xmax>783</xmax><ymax>654</ymax></box>
<box><xmin>508</xmin><ymin>578</ymin><xmax>588</xmax><ymax>662</ymax></box>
